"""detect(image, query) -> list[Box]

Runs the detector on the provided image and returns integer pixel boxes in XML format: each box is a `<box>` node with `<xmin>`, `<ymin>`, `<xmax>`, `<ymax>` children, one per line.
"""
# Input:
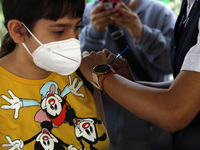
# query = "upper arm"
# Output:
<box><xmin>92</xmin><ymin>88</ymin><xmax>107</xmax><ymax>128</ymax></box>
<box><xmin>165</xmin><ymin>70</ymin><xmax>200</xmax><ymax>131</ymax></box>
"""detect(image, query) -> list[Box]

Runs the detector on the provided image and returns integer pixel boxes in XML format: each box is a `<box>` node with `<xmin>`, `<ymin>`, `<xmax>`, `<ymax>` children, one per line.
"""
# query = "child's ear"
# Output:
<box><xmin>7</xmin><ymin>19</ymin><xmax>27</xmax><ymax>44</ymax></box>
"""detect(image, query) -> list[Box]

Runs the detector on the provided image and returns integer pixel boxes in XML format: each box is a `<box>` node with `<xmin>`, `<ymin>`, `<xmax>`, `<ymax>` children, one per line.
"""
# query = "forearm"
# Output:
<box><xmin>93</xmin><ymin>88</ymin><xmax>107</xmax><ymax>127</ymax></box>
<box><xmin>99</xmin><ymin>73</ymin><xmax>169</xmax><ymax>128</ymax></box>
<box><xmin>98</xmin><ymin>72</ymin><xmax>200</xmax><ymax>132</ymax></box>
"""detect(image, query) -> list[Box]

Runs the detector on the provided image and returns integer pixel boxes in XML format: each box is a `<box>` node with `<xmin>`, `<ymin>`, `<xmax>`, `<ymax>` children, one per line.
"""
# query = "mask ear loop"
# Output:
<box><xmin>22</xmin><ymin>43</ymin><xmax>33</xmax><ymax>56</ymax></box>
<box><xmin>21</xmin><ymin>22</ymin><xmax>47</xmax><ymax>56</ymax></box>
<box><xmin>21</xmin><ymin>22</ymin><xmax>45</xmax><ymax>47</ymax></box>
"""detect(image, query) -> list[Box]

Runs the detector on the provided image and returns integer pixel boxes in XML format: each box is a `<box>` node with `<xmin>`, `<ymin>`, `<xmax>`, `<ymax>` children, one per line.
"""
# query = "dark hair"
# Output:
<box><xmin>0</xmin><ymin>0</ymin><xmax>85</xmax><ymax>58</ymax></box>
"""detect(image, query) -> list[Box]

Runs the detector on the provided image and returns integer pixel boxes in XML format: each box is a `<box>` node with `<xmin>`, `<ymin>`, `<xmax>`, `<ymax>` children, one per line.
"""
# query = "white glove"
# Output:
<box><xmin>1</xmin><ymin>90</ymin><xmax>23</xmax><ymax>119</ymax></box>
<box><xmin>68</xmin><ymin>76</ymin><xmax>84</xmax><ymax>97</ymax></box>
<box><xmin>2</xmin><ymin>136</ymin><xmax>24</xmax><ymax>150</ymax></box>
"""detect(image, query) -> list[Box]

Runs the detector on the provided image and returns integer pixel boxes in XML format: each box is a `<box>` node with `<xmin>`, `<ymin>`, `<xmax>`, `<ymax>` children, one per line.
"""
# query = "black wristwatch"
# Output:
<box><xmin>91</xmin><ymin>64</ymin><xmax>114</xmax><ymax>89</ymax></box>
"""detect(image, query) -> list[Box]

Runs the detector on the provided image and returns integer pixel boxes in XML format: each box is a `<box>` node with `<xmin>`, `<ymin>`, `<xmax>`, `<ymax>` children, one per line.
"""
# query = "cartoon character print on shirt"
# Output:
<box><xmin>0</xmin><ymin>76</ymin><xmax>84</xmax><ymax>119</ymax></box>
<box><xmin>2</xmin><ymin>121</ymin><xmax>79</xmax><ymax>150</ymax></box>
<box><xmin>1</xmin><ymin>76</ymin><xmax>107</xmax><ymax>150</ymax></box>
<box><xmin>72</xmin><ymin>118</ymin><xmax>107</xmax><ymax>150</ymax></box>
<box><xmin>1</xmin><ymin>76</ymin><xmax>84</xmax><ymax>150</ymax></box>
<box><xmin>36</xmin><ymin>80</ymin><xmax>107</xmax><ymax>150</ymax></box>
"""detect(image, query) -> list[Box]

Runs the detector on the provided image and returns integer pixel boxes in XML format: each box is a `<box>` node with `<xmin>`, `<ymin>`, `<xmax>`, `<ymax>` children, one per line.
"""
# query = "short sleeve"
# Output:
<box><xmin>181</xmin><ymin>18</ymin><xmax>200</xmax><ymax>72</ymax></box>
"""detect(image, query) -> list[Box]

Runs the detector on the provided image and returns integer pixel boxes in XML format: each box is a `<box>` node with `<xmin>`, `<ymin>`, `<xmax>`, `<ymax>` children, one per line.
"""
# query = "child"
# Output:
<box><xmin>0</xmin><ymin>0</ymin><xmax>110</xmax><ymax>149</ymax></box>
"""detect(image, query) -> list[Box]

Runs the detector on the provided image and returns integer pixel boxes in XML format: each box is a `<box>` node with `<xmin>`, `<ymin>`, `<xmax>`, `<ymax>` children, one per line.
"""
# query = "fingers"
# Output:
<box><xmin>116</xmin><ymin>2</ymin><xmax>130</xmax><ymax>13</ymax></box>
<box><xmin>102</xmin><ymin>49</ymin><xmax>112</xmax><ymax>57</ymax></box>
<box><xmin>8</xmin><ymin>89</ymin><xmax>16</xmax><ymax>98</ymax></box>
<box><xmin>68</xmin><ymin>75</ymin><xmax>72</xmax><ymax>85</ymax></box>
<box><xmin>82</xmin><ymin>49</ymin><xmax>127</xmax><ymax>67</ymax></box>
<box><xmin>82</xmin><ymin>51</ymin><xmax>90</xmax><ymax>58</ymax></box>
<box><xmin>82</xmin><ymin>49</ymin><xmax>124</xmax><ymax>65</ymax></box>
<box><xmin>14</xmin><ymin>107</ymin><xmax>20</xmax><ymax>119</ymax></box>
<box><xmin>6</xmin><ymin>135</ymin><xmax>12</xmax><ymax>144</ymax></box>
<box><xmin>102</xmin><ymin>49</ymin><xmax>118</xmax><ymax>58</ymax></box>
<box><xmin>1</xmin><ymin>104</ymin><xmax>12</xmax><ymax>109</ymax></box>
<box><xmin>91</xmin><ymin>3</ymin><xmax>118</xmax><ymax>31</ymax></box>
<box><xmin>102</xmin><ymin>49</ymin><xmax>122</xmax><ymax>66</ymax></box>
<box><xmin>90</xmin><ymin>51</ymin><xmax>104</xmax><ymax>58</ymax></box>
<box><xmin>118</xmin><ymin>2</ymin><xmax>129</xmax><ymax>9</ymax></box>
<box><xmin>81</xmin><ymin>50</ymin><xmax>107</xmax><ymax>65</ymax></box>
<box><xmin>91</xmin><ymin>2</ymin><xmax>106</xmax><ymax>13</ymax></box>
<box><xmin>107</xmin><ymin>54</ymin><xmax>117</xmax><ymax>65</ymax></box>
<box><xmin>110</xmin><ymin>3</ymin><xmax>133</xmax><ymax>25</ymax></box>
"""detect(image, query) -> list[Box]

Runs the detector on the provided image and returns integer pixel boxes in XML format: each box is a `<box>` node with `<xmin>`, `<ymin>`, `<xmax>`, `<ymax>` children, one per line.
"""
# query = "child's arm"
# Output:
<box><xmin>93</xmin><ymin>88</ymin><xmax>107</xmax><ymax>128</ymax></box>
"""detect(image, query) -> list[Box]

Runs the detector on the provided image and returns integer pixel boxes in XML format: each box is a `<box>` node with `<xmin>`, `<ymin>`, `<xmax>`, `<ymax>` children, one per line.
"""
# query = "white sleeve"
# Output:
<box><xmin>181</xmin><ymin>18</ymin><xmax>200</xmax><ymax>72</ymax></box>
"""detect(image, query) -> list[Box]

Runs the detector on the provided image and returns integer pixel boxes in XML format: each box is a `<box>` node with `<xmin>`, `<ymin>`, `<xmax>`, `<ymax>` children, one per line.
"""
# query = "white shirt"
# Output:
<box><xmin>187</xmin><ymin>0</ymin><xmax>195</xmax><ymax>16</ymax></box>
<box><xmin>181</xmin><ymin>0</ymin><xmax>200</xmax><ymax>72</ymax></box>
<box><xmin>181</xmin><ymin>17</ymin><xmax>200</xmax><ymax>72</ymax></box>
<box><xmin>180</xmin><ymin>0</ymin><xmax>196</xmax><ymax>16</ymax></box>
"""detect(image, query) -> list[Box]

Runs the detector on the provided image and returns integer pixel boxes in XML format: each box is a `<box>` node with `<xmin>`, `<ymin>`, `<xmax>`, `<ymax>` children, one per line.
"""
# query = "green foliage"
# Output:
<box><xmin>168</xmin><ymin>0</ymin><xmax>181</xmax><ymax>16</ymax></box>
<box><xmin>0</xmin><ymin>3</ymin><xmax>6</xmax><ymax>45</ymax></box>
<box><xmin>0</xmin><ymin>3</ymin><xmax>2</xmax><ymax>22</ymax></box>
<box><xmin>85</xmin><ymin>0</ymin><xmax>95</xmax><ymax>2</ymax></box>
<box><xmin>162</xmin><ymin>0</ymin><xmax>169</xmax><ymax>3</ymax></box>
<box><xmin>0</xmin><ymin>3</ymin><xmax>4</xmax><ymax>24</ymax></box>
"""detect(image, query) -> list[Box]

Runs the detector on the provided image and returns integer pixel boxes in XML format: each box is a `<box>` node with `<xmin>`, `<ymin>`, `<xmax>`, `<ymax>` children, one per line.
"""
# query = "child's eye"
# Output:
<box><xmin>54</xmin><ymin>30</ymin><xmax>64</xmax><ymax>35</ymax></box>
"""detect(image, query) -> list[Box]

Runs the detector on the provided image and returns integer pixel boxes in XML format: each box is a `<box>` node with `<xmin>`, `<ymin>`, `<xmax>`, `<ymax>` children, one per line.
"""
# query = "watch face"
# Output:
<box><xmin>94</xmin><ymin>64</ymin><xmax>110</xmax><ymax>73</ymax></box>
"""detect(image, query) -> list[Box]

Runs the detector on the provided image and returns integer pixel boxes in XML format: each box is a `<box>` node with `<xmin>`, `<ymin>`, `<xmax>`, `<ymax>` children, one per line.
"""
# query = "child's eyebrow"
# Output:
<box><xmin>48</xmin><ymin>23</ymin><xmax>72</xmax><ymax>28</ymax></box>
<box><xmin>48</xmin><ymin>19</ymin><xmax>82</xmax><ymax>28</ymax></box>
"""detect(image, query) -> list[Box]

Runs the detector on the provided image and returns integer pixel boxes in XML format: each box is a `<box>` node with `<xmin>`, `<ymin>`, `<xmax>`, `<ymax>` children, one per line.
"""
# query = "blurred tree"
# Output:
<box><xmin>168</xmin><ymin>0</ymin><xmax>181</xmax><ymax>16</ymax></box>
<box><xmin>162</xmin><ymin>0</ymin><xmax>169</xmax><ymax>4</ymax></box>
<box><xmin>0</xmin><ymin>3</ymin><xmax>6</xmax><ymax>45</ymax></box>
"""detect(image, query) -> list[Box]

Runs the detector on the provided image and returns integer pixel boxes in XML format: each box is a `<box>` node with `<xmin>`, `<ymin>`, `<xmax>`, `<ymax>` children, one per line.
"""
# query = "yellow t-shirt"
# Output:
<box><xmin>0</xmin><ymin>66</ymin><xmax>110</xmax><ymax>150</ymax></box>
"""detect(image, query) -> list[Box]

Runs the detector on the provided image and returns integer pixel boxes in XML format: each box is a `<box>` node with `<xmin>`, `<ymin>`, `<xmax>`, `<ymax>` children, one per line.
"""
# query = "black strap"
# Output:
<box><xmin>76</xmin><ymin>69</ymin><xmax>93</xmax><ymax>94</ymax></box>
<box><xmin>108</xmin><ymin>25</ymin><xmax>153</xmax><ymax>81</ymax></box>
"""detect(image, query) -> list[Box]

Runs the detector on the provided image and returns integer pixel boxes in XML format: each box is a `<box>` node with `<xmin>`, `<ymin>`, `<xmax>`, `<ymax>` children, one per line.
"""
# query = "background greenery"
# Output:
<box><xmin>0</xmin><ymin>0</ymin><xmax>180</xmax><ymax>44</ymax></box>
<box><xmin>0</xmin><ymin>3</ymin><xmax>6</xmax><ymax>44</ymax></box>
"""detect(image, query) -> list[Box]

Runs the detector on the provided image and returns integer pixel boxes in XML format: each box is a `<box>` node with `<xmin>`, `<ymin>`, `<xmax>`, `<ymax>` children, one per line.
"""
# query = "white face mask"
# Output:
<box><xmin>22</xmin><ymin>23</ymin><xmax>81</xmax><ymax>75</ymax></box>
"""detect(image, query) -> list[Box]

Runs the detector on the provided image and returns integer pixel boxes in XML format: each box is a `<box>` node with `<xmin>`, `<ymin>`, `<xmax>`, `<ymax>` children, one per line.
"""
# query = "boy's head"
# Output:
<box><xmin>0</xmin><ymin>0</ymin><xmax>85</xmax><ymax>59</ymax></box>
<box><xmin>1</xmin><ymin>0</ymin><xmax>85</xmax><ymax>30</ymax></box>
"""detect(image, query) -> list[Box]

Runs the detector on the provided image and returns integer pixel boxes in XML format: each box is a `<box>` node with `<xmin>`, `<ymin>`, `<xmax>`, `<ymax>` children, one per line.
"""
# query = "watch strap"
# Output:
<box><xmin>91</xmin><ymin>65</ymin><xmax>114</xmax><ymax>89</ymax></box>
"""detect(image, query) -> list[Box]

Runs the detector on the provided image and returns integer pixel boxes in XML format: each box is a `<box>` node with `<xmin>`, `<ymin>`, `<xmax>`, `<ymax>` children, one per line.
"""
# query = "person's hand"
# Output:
<box><xmin>68</xmin><ymin>76</ymin><xmax>84</xmax><ymax>97</ymax></box>
<box><xmin>103</xmin><ymin>49</ymin><xmax>135</xmax><ymax>81</ymax></box>
<box><xmin>90</xmin><ymin>2</ymin><xmax>117</xmax><ymax>31</ymax></box>
<box><xmin>80</xmin><ymin>51</ymin><xmax>108</xmax><ymax>83</ymax></box>
<box><xmin>1</xmin><ymin>90</ymin><xmax>23</xmax><ymax>119</ymax></box>
<box><xmin>110</xmin><ymin>2</ymin><xmax>143</xmax><ymax>40</ymax></box>
<box><xmin>2</xmin><ymin>136</ymin><xmax>24</xmax><ymax>150</ymax></box>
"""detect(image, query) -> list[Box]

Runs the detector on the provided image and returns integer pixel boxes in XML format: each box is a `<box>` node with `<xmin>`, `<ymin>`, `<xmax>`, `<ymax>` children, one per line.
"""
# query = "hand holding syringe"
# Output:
<box><xmin>109</xmin><ymin>45</ymin><xmax>129</xmax><ymax>66</ymax></box>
